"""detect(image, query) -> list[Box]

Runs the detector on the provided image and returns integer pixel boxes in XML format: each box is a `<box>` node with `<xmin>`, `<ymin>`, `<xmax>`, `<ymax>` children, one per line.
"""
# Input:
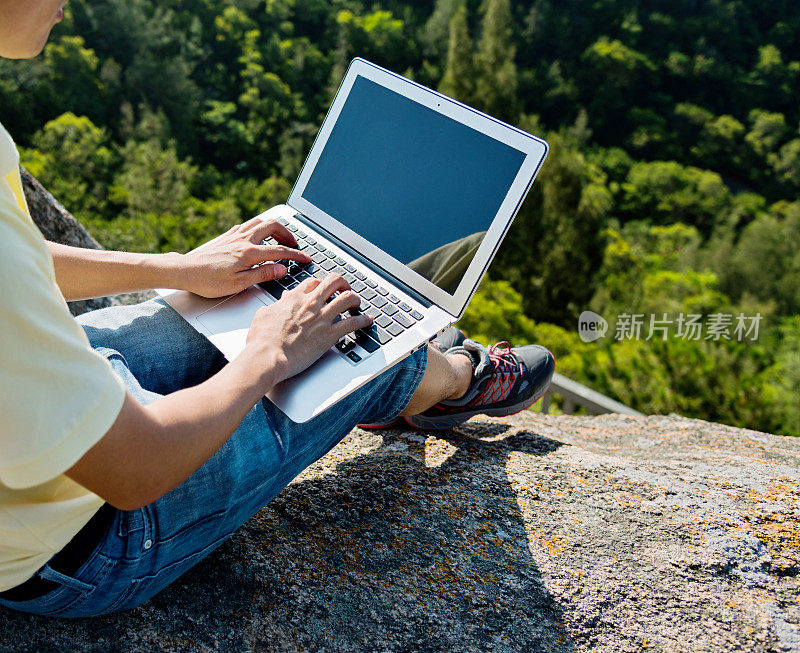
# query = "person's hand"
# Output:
<box><xmin>244</xmin><ymin>275</ymin><xmax>373</xmax><ymax>384</ymax></box>
<box><xmin>178</xmin><ymin>217</ymin><xmax>311</xmax><ymax>298</ymax></box>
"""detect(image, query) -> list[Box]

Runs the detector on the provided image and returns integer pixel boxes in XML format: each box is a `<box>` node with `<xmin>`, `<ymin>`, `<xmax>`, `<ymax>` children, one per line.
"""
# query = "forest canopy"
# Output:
<box><xmin>1</xmin><ymin>0</ymin><xmax>798</xmax><ymax>435</ymax></box>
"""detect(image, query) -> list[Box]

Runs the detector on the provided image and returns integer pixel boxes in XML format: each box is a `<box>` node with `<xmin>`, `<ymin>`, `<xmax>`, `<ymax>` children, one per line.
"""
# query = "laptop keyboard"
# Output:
<box><xmin>257</xmin><ymin>216</ymin><xmax>425</xmax><ymax>364</ymax></box>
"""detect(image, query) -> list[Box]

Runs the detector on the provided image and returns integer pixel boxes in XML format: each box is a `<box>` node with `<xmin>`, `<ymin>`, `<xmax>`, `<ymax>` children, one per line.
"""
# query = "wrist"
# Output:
<box><xmin>158</xmin><ymin>252</ymin><xmax>189</xmax><ymax>291</ymax></box>
<box><xmin>239</xmin><ymin>341</ymin><xmax>290</xmax><ymax>391</ymax></box>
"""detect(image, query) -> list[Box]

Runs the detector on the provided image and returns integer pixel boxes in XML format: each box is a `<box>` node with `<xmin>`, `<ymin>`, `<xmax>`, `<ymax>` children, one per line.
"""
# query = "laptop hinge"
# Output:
<box><xmin>289</xmin><ymin>210</ymin><xmax>435</xmax><ymax>310</ymax></box>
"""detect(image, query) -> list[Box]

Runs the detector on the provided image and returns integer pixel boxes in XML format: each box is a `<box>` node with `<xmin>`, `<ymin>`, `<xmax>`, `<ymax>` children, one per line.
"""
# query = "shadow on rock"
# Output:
<box><xmin>0</xmin><ymin>423</ymin><xmax>572</xmax><ymax>652</ymax></box>
<box><xmin>225</xmin><ymin>422</ymin><xmax>573</xmax><ymax>651</ymax></box>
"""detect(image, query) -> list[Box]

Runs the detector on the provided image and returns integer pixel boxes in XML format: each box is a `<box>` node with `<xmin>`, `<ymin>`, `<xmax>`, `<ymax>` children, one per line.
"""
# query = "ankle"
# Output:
<box><xmin>446</xmin><ymin>353</ymin><xmax>473</xmax><ymax>401</ymax></box>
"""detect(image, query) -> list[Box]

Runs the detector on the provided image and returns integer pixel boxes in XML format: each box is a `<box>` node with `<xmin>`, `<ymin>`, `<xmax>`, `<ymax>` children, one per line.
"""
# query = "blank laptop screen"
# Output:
<box><xmin>301</xmin><ymin>75</ymin><xmax>526</xmax><ymax>295</ymax></box>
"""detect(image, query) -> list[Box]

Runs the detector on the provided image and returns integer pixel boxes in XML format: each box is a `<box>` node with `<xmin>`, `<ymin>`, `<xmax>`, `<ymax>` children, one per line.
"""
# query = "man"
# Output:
<box><xmin>0</xmin><ymin>0</ymin><xmax>555</xmax><ymax>617</ymax></box>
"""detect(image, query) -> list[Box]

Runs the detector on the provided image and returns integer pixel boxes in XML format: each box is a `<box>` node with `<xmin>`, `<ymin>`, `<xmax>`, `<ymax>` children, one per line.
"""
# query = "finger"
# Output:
<box><xmin>298</xmin><ymin>277</ymin><xmax>321</xmax><ymax>293</ymax></box>
<box><xmin>333</xmin><ymin>314</ymin><xmax>374</xmax><ymax>340</ymax></box>
<box><xmin>237</xmin><ymin>216</ymin><xmax>264</xmax><ymax>232</ymax></box>
<box><xmin>323</xmin><ymin>289</ymin><xmax>361</xmax><ymax>317</ymax></box>
<box><xmin>313</xmin><ymin>274</ymin><xmax>350</xmax><ymax>303</ymax></box>
<box><xmin>248</xmin><ymin>219</ymin><xmax>297</xmax><ymax>247</ymax></box>
<box><xmin>244</xmin><ymin>244</ymin><xmax>311</xmax><ymax>266</ymax></box>
<box><xmin>239</xmin><ymin>262</ymin><xmax>287</xmax><ymax>286</ymax></box>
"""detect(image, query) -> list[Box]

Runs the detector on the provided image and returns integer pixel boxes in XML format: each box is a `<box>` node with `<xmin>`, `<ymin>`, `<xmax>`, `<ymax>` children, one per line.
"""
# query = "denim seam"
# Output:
<box><xmin>39</xmin><ymin>564</ymin><xmax>94</xmax><ymax>592</ymax></box>
<box><xmin>15</xmin><ymin>556</ymin><xmax>117</xmax><ymax>617</ymax></box>
<box><xmin>131</xmin><ymin>530</ymin><xmax>231</xmax><ymax>584</ymax></box>
<box><xmin>0</xmin><ymin>584</ymin><xmax>71</xmax><ymax>610</ymax></box>
<box><xmin>102</xmin><ymin>575</ymin><xmax>140</xmax><ymax>615</ymax></box>
<box><xmin>153</xmin><ymin>509</ymin><xmax>227</xmax><ymax>547</ymax></box>
<box><xmin>52</xmin><ymin>556</ymin><xmax>118</xmax><ymax>616</ymax></box>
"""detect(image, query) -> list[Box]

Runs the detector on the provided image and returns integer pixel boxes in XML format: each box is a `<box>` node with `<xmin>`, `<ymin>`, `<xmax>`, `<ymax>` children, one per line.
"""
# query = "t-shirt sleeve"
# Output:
<box><xmin>0</xmin><ymin>197</ymin><xmax>126</xmax><ymax>490</ymax></box>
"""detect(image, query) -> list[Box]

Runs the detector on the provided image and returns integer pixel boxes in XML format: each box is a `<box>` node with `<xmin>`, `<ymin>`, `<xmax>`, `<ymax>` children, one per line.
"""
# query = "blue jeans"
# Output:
<box><xmin>0</xmin><ymin>299</ymin><xmax>427</xmax><ymax>618</ymax></box>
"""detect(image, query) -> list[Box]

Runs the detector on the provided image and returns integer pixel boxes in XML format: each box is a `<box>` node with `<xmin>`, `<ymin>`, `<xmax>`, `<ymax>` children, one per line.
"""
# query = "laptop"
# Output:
<box><xmin>158</xmin><ymin>58</ymin><xmax>549</xmax><ymax>423</ymax></box>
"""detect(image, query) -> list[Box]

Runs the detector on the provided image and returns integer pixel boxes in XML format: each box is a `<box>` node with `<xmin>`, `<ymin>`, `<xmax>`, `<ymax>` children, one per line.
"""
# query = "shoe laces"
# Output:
<box><xmin>472</xmin><ymin>342</ymin><xmax>523</xmax><ymax>406</ymax></box>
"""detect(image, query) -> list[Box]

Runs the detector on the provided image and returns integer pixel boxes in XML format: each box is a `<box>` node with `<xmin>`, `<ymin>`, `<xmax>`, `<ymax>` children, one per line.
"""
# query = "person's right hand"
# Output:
<box><xmin>245</xmin><ymin>274</ymin><xmax>372</xmax><ymax>384</ymax></box>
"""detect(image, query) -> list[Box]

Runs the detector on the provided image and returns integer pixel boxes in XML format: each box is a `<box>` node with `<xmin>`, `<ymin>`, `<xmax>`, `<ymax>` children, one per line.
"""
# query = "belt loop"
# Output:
<box><xmin>38</xmin><ymin>563</ymin><xmax>94</xmax><ymax>592</ymax></box>
<box><xmin>122</xmin><ymin>509</ymin><xmax>144</xmax><ymax>538</ymax></box>
<box><xmin>120</xmin><ymin>508</ymin><xmax>155</xmax><ymax>553</ymax></box>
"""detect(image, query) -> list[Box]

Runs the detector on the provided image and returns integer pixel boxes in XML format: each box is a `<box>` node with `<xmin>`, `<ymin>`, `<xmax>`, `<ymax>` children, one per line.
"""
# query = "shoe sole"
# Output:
<box><xmin>357</xmin><ymin>420</ymin><xmax>401</xmax><ymax>430</ymax></box>
<box><xmin>402</xmin><ymin>371</ymin><xmax>554</xmax><ymax>431</ymax></box>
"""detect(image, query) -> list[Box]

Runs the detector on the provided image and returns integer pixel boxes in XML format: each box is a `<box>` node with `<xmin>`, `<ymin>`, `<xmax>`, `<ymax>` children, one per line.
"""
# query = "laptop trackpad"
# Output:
<box><xmin>196</xmin><ymin>288</ymin><xmax>271</xmax><ymax>360</ymax></box>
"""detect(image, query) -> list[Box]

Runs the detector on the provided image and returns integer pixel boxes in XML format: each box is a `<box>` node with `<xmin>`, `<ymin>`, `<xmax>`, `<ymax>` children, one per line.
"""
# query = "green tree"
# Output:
<box><xmin>438</xmin><ymin>3</ymin><xmax>474</xmax><ymax>104</ymax></box>
<box><xmin>581</xmin><ymin>37</ymin><xmax>655</xmax><ymax>137</ymax></box>
<box><xmin>759</xmin><ymin>317</ymin><xmax>800</xmax><ymax>436</ymax></box>
<box><xmin>40</xmin><ymin>36</ymin><xmax>109</xmax><ymax>123</ymax></box>
<box><xmin>198</xmin><ymin>100</ymin><xmax>253</xmax><ymax>170</ymax></box>
<box><xmin>112</xmin><ymin>138</ymin><xmax>197</xmax><ymax>219</ymax></box>
<box><xmin>458</xmin><ymin>278</ymin><xmax>537</xmax><ymax>346</ymax></box>
<box><xmin>495</xmin><ymin>125</ymin><xmax>612</xmax><ymax>325</ymax></box>
<box><xmin>745</xmin><ymin>109</ymin><xmax>787</xmax><ymax>158</ymax></box>
<box><xmin>420</xmin><ymin>0</ymin><xmax>464</xmax><ymax>60</ymax></box>
<box><xmin>768</xmin><ymin>138</ymin><xmax>800</xmax><ymax>191</ymax></box>
<box><xmin>591</xmin><ymin>223</ymin><xmax>727</xmax><ymax>321</ymax></box>
<box><xmin>621</xmin><ymin>161</ymin><xmax>731</xmax><ymax>234</ymax></box>
<box><xmin>722</xmin><ymin>201</ymin><xmax>800</xmax><ymax>315</ymax></box>
<box><xmin>474</xmin><ymin>0</ymin><xmax>518</xmax><ymax>122</ymax></box>
<box><xmin>22</xmin><ymin>113</ymin><xmax>115</xmax><ymax>221</ymax></box>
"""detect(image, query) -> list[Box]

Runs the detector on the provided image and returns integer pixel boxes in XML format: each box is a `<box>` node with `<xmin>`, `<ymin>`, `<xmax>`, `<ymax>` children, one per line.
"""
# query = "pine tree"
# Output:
<box><xmin>327</xmin><ymin>23</ymin><xmax>351</xmax><ymax>103</ymax></box>
<box><xmin>420</xmin><ymin>0</ymin><xmax>463</xmax><ymax>59</ymax></box>
<box><xmin>438</xmin><ymin>4</ymin><xmax>475</xmax><ymax>104</ymax></box>
<box><xmin>475</xmin><ymin>0</ymin><xmax>518</xmax><ymax>122</ymax></box>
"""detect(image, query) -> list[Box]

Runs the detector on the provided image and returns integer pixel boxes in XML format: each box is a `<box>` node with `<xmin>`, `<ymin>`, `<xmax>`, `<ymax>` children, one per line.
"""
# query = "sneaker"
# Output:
<box><xmin>403</xmin><ymin>339</ymin><xmax>555</xmax><ymax>431</ymax></box>
<box><xmin>430</xmin><ymin>325</ymin><xmax>466</xmax><ymax>352</ymax></box>
<box><xmin>357</xmin><ymin>326</ymin><xmax>467</xmax><ymax>430</ymax></box>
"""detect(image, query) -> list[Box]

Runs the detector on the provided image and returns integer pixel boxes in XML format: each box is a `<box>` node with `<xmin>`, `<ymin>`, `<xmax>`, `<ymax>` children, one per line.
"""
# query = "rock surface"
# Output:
<box><xmin>2</xmin><ymin>413</ymin><xmax>799</xmax><ymax>652</ymax></box>
<box><xmin>9</xmin><ymin>172</ymin><xmax>799</xmax><ymax>650</ymax></box>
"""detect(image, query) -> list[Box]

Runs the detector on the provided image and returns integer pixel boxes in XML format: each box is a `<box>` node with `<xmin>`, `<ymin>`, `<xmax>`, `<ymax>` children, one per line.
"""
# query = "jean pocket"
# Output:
<box><xmin>0</xmin><ymin>560</ymin><xmax>106</xmax><ymax>618</ymax></box>
<box><xmin>0</xmin><ymin>581</ymin><xmax>74</xmax><ymax>617</ymax></box>
<box><xmin>131</xmin><ymin>529</ymin><xmax>233</xmax><ymax>606</ymax></box>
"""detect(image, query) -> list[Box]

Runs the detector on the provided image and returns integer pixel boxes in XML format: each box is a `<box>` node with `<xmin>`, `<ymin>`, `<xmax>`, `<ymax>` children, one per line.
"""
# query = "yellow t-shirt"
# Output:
<box><xmin>0</xmin><ymin>122</ymin><xmax>126</xmax><ymax>592</ymax></box>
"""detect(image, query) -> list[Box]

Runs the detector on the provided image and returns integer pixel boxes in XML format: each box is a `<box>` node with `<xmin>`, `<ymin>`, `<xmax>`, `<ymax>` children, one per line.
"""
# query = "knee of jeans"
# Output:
<box><xmin>91</xmin><ymin>345</ymin><xmax>129</xmax><ymax>368</ymax></box>
<box><xmin>78</xmin><ymin>300</ymin><xmax>170</xmax><ymax>346</ymax></box>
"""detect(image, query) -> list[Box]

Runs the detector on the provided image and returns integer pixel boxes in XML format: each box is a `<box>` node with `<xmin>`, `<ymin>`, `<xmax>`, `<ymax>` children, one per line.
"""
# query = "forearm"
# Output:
<box><xmin>47</xmin><ymin>242</ymin><xmax>187</xmax><ymax>301</ymax></box>
<box><xmin>69</xmin><ymin>345</ymin><xmax>286</xmax><ymax>511</ymax></box>
<box><xmin>66</xmin><ymin>275</ymin><xmax>367</xmax><ymax>511</ymax></box>
<box><xmin>132</xmin><ymin>349</ymin><xmax>282</xmax><ymax>507</ymax></box>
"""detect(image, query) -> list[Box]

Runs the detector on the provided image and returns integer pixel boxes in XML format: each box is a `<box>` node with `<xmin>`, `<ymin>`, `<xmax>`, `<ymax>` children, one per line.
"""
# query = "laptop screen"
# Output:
<box><xmin>301</xmin><ymin>75</ymin><xmax>527</xmax><ymax>295</ymax></box>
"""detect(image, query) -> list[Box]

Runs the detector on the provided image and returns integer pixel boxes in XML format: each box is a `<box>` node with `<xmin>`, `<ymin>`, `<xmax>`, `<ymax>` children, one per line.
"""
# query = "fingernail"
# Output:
<box><xmin>273</xmin><ymin>264</ymin><xmax>286</xmax><ymax>276</ymax></box>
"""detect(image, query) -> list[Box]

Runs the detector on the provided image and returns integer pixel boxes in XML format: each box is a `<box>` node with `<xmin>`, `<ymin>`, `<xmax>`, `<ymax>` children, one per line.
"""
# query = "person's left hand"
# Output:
<box><xmin>178</xmin><ymin>217</ymin><xmax>312</xmax><ymax>298</ymax></box>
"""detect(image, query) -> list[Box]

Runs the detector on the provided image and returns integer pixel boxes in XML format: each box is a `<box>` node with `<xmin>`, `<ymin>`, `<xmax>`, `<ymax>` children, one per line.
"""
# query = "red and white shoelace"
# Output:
<box><xmin>470</xmin><ymin>342</ymin><xmax>524</xmax><ymax>407</ymax></box>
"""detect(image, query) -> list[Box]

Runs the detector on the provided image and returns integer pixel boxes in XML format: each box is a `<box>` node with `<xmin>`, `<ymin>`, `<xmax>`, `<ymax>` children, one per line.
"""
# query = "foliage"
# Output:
<box><xmin>495</xmin><ymin>124</ymin><xmax>612</xmax><ymax>325</ymax></box>
<box><xmin>438</xmin><ymin>3</ymin><xmax>473</xmax><ymax>104</ymax></box>
<box><xmin>458</xmin><ymin>278</ymin><xmax>537</xmax><ymax>346</ymax></box>
<box><xmin>2</xmin><ymin>0</ymin><xmax>798</xmax><ymax>435</ymax></box>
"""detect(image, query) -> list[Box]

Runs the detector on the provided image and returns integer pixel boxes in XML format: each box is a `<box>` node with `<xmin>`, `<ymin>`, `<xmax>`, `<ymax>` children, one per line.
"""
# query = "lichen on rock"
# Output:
<box><xmin>5</xmin><ymin>173</ymin><xmax>798</xmax><ymax>651</ymax></box>
<box><xmin>2</xmin><ymin>413</ymin><xmax>798</xmax><ymax>651</ymax></box>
